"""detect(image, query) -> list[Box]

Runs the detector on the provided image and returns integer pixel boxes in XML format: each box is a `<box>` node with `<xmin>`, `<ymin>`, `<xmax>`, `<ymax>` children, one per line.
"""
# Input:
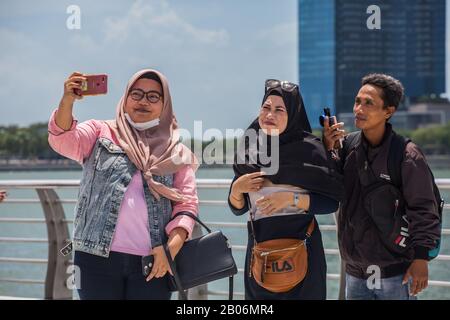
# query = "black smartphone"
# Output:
<box><xmin>319</xmin><ymin>107</ymin><xmax>343</xmax><ymax>149</ymax></box>
<box><xmin>319</xmin><ymin>107</ymin><xmax>336</xmax><ymax>127</ymax></box>
<box><xmin>142</xmin><ymin>255</ymin><xmax>154</xmax><ymax>277</ymax></box>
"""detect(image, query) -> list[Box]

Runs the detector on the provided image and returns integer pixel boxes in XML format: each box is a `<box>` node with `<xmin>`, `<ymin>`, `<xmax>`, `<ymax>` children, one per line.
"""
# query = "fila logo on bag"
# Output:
<box><xmin>394</xmin><ymin>214</ymin><xmax>409</xmax><ymax>248</ymax></box>
<box><xmin>266</xmin><ymin>258</ymin><xmax>295</xmax><ymax>273</ymax></box>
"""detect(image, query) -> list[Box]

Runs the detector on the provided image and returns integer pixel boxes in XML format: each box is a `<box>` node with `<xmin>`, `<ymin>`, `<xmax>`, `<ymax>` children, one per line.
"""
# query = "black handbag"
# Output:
<box><xmin>162</xmin><ymin>212</ymin><xmax>238</xmax><ymax>300</ymax></box>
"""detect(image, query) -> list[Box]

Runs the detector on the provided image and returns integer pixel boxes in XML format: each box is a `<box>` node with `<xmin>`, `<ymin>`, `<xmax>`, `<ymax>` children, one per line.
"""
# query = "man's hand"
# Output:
<box><xmin>402</xmin><ymin>259</ymin><xmax>428</xmax><ymax>296</ymax></box>
<box><xmin>323</xmin><ymin>116</ymin><xmax>346</xmax><ymax>151</ymax></box>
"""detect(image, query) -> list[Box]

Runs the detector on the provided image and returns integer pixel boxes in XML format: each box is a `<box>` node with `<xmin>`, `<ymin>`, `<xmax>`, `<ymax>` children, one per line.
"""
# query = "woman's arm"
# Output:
<box><xmin>229</xmin><ymin>178</ymin><xmax>247</xmax><ymax>211</ymax></box>
<box><xmin>228</xmin><ymin>172</ymin><xmax>265</xmax><ymax>216</ymax></box>
<box><xmin>256</xmin><ymin>191</ymin><xmax>338</xmax><ymax>216</ymax></box>
<box><xmin>48</xmin><ymin>72</ymin><xmax>101</xmax><ymax>164</ymax></box>
<box><xmin>148</xmin><ymin>166</ymin><xmax>197</xmax><ymax>282</ymax></box>
<box><xmin>148</xmin><ymin>166</ymin><xmax>199</xmax><ymax>281</ymax></box>
<box><xmin>166</xmin><ymin>227</ymin><xmax>188</xmax><ymax>256</ymax></box>
<box><xmin>308</xmin><ymin>193</ymin><xmax>339</xmax><ymax>214</ymax></box>
<box><xmin>165</xmin><ymin>165</ymin><xmax>199</xmax><ymax>240</ymax></box>
<box><xmin>48</xmin><ymin>109</ymin><xmax>101</xmax><ymax>164</ymax></box>
<box><xmin>228</xmin><ymin>187</ymin><xmax>249</xmax><ymax>216</ymax></box>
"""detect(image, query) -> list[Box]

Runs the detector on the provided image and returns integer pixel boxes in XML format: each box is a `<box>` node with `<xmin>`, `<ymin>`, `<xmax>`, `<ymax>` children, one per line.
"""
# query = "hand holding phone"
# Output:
<box><xmin>58</xmin><ymin>72</ymin><xmax>108</xmax><ymax>131</ymax></box>
<box><xmin>319</xmin><ymin>107</ymin><xmax>344</xmax><ymax>150</ymax></box>
<box><xmin>63</xmin><ymin>72</ymin><xmax>86</xmax><ymax>102</ymax></box>
<box><xmin>319</xmin><ymin>107</ymin><xmax>335</xmax><ymax>127</ymax></box>
<box><xmin>74</xmin><ymin>74</ymin><xmax>108</xmax><ymax>96</ymax></box>
<box><xmin>142</xmin><ymin>255</ymin><xmax>154</xmax><ymax>277</ymax></box>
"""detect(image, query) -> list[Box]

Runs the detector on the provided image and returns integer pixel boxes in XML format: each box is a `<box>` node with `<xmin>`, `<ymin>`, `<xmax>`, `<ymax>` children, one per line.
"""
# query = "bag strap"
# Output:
<box><xmin>171</xmin><ymin>211</ymin><xmax>212</xmax><ymax>234</ymax></box>
<box><xmin>341</xmin><ymin>131</ymin><xmax>361</xmax><ymax>162</ymax></box>
<box><xmin>250</xmin><ymin>210</ymin><xmax>315</xmax><ymax>242</ymax></box>
<box><xmin>163</xmin><ymin>243</ymin><xmax>188</xmax><ymax>300</ymax></box>
<box><xmin>228</xmin><ymin>276</ymin><xmax>234</xmax><ymax>300</ymax></box>
<box><xmin>387</xmin><ymin>132</ymin><xmax>410</xmax><ymax>189</ymax></box>
<box><xmin>388</xmin><ymin>132</ymin><xmax>444</xmax><ymax>217</ymax></box>
<box><xmin>305</xmin><ymin>218</ymin><xmax>315</xmax><ymax>238</ymax></box>
<box><xmin>247</xmin><ymin>198</ymin><xmax>258</xmax><ymax>245</ymax></box>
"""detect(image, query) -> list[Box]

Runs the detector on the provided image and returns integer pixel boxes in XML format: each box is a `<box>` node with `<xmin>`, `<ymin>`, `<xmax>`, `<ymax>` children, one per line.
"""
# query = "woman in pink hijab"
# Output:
<box><xmin>48</xmin><ymin>69</ymin><xmax>199</xmax><ymax>299</ymax></box>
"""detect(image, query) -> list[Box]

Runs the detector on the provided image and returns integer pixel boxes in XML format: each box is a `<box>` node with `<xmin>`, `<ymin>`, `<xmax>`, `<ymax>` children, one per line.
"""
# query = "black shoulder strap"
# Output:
<box><xmin>171</xmin><ymin>212</ymin><xmax>212</xmax><ymax>234</ymax></box>
<box><xmin>163</xmin><ymin>243</ymin><xmax>188</xmax><ymax>300</ymax></box>
<box><xmin>388</xmin><ymin>133</ymin><xmax>444</xmax><ymax>217</ymax></box>
<box><xmin>341</xmin><ymin>131</ymin><xmax>361</xmax><ymax>161</ymax></box>
<box><xmin>387</xmin><ymin>132</ymin><xmax>410</xmax><ymax>189</ymax></box>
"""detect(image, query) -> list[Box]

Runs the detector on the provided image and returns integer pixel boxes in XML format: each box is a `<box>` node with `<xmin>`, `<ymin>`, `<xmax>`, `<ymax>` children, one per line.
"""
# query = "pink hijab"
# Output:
<box><xmin>106</xmin><ymin>69</ymin><xmax>198</xmax><ymax>202</ymax></box>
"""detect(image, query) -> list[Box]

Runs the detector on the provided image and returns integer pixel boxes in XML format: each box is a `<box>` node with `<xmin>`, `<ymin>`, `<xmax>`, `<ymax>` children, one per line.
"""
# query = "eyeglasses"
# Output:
<box><xmin>129</xmin><ymin>88</ymin><xmax>163</xmax><ymax>103</ymax></box>
<box><xmin>265</xmin><ymin>79</ymin><xmax>298</xmax><ymax>92</ymax></box>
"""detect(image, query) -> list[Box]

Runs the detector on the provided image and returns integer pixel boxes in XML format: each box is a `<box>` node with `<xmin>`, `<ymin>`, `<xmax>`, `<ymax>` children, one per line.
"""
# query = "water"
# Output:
<box><xmin>0</xmin><ymin>167</ymin><xmax>449</xmax><ymax>300</ymax></box>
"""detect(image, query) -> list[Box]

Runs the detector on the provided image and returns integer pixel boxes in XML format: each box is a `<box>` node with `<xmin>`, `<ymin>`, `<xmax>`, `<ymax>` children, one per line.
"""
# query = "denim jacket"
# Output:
<box><xmin>73</xmin><ymin>137</ymin><xmax>173</xmax><ymax>257</ymax></box>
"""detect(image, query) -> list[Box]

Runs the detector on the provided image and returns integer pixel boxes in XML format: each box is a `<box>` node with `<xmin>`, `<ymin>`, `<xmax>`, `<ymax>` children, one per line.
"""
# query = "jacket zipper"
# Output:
<box><xmin>259</xmin><ymin>242</ymin><xmax>305</xmax><ymax>257</ymax></box>
<box><xmin>394</xmin><ymin>199</ymin><xmax>399</xmax><ymax>217</ymax></box>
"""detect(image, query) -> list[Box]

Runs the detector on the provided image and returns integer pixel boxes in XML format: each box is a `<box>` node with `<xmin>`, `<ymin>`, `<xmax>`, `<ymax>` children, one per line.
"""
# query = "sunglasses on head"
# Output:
<box><xmin>265</xmin><ymin>79</ymin><xmax>298</xmax><ymax>93</ymax></box>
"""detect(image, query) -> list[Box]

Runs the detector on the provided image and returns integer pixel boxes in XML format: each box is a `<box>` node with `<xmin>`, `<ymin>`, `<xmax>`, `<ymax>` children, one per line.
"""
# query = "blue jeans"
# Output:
<box><xmin>74</xmin><ymin>251</ymin><xmax>172</xmax><ymax>300</ymax></box>
<box><xmin>345</xmin><ymin>273</ymin><xmax>417</xmax><ymax>300</ymax></box>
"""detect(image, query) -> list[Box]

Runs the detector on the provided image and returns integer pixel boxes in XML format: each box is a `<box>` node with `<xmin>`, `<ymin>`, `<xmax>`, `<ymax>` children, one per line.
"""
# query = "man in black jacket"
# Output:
<box><xmin>323</xmin><ymin>73</ymin><xmax>441</xmax><ymax>299</ymax></box>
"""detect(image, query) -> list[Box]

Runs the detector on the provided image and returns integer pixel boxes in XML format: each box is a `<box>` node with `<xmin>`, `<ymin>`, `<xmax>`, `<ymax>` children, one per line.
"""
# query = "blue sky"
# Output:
<box><xmin>0</xmin><ymin>0</ymin><xmax>298</xmax><ymax>137</ymax></box>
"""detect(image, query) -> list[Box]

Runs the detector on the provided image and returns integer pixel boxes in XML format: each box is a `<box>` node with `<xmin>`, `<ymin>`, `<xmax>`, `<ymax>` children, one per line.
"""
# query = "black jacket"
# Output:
<box><xmin>334</xmin><ymin>124</ymin><xmax>440</xmax><ymax>279</ymax></box>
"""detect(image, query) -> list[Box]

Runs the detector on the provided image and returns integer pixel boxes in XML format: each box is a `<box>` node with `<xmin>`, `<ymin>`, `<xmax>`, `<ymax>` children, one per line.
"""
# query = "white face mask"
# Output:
<box><xmin>124</xmin><ymin>113</ymin><xmax>160</xmax><ymax>131</ymax></box>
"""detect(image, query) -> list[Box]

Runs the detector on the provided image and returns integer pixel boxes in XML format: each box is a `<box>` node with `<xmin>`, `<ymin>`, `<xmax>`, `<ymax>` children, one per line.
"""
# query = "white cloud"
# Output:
<box><xmin>68</xmin><ymin>34</ymin><xmax>102</xmax><ymax>53</ymax></box>
<box><xmin>104</xmin><ymin>0</ymin><xmax>229</xmax><ymax>47</ymax></box>
<box><xmin>0</xmin><ymin>28</ymin><xmax>55</xmax><ymax>93</ymax></box>
<box><xmin>0</xmin><ymin>0</ymin><xmax>299</xmax><ymax>132</ymax></box>
<box><xmin>0</xmin><ymin>28</ymin><xmax>62</xmax><ymax>125</ymax></box>
<box><xmin>256</xmin><ymin>21</ymin><xmax>298</xmax><ymax>47</ymax></box>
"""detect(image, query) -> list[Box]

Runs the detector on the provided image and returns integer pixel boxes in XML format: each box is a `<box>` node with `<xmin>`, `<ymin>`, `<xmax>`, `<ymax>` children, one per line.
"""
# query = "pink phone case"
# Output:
<box><xmin>79</xmin><ymin>74</ymin><xmax>108</xmax><ymax>96</ymax></box>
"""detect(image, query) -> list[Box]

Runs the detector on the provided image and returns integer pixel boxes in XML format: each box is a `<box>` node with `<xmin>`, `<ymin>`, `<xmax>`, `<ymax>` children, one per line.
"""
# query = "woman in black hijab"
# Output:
<box><xmin>228</xmin><ymin>79</ymin><xmax>343</xmax><ymax>300</ymax></box>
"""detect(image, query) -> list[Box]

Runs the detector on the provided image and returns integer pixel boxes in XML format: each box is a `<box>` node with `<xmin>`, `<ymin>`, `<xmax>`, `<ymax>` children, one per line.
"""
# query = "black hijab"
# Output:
<box><xmin>233</xmin><ymin>86</ymin><xmax>343</xmax><ymax>201</ymax></box>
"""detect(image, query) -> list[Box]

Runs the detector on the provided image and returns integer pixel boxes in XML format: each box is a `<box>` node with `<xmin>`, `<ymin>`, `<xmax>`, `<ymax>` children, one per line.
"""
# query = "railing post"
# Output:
<box><xmin>36</xmin><ymin>188</ymin><xmax>72</xmax><ymax>300</ymax></box>
<box><xmin>332</xmin><ymin>210</ymin><xmax>346</xmax><ymax>300</ymax></box>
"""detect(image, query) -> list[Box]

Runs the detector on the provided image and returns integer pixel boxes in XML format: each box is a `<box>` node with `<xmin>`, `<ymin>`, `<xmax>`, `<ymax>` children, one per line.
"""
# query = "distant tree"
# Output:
<box><xmin>0</xmin><ymin>121</ymin><xmax>449</xmax><ymax>159</ymax></box>
<box><xmin>411</xmin><ymin>122</ymin><xmax>450</xmax><ymax>154</ymax></box>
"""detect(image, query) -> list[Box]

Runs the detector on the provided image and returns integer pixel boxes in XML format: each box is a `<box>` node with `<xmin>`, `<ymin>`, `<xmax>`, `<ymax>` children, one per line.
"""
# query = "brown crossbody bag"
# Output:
<box><xmin>249</xmin><ymin>211</ymin><xmax>314</xmax><ymax>293</ymax></box>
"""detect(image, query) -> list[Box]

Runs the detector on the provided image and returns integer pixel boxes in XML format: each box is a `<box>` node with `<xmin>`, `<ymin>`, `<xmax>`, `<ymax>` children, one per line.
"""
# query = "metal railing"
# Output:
<box><xmin>0</xmin><ymin>178</ymin><xmax>450</xmax><ymax>299</ymax></box>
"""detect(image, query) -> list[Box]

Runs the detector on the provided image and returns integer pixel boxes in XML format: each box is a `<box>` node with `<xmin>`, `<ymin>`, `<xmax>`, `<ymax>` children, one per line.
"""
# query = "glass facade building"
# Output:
<box><xmin>299</xmin><ymin>0</ymin><xmax>446</xmax><ymax>128</ymax></box>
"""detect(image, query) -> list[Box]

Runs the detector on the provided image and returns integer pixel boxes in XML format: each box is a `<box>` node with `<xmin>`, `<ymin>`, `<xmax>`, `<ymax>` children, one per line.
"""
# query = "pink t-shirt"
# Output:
<box><xmin>47</xmin><ymin>109</ymin><xmax>199</xmax><ymax>256</ymax></box>
<box><xmin>110</xmin><ymin>166</ymin><xmax>197</xmax><ymax>256</ymax></box>
<box><xmin>111</xmin><ymin>172</ymin><xmax>150</xmax><ymax>256</ymax></box>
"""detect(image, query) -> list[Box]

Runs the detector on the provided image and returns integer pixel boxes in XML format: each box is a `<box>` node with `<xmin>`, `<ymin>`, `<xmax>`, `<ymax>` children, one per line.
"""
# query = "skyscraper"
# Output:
<box><xmin>299</xmin><ymin>0</ymin><xmax>446</xmax><ymax>128</ymax></box>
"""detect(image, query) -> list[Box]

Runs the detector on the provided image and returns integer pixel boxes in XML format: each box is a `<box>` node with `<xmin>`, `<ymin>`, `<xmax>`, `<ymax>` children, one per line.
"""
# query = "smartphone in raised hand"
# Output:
<box><xmin>319</xmin><ymin>107</ymin><xmax>335</xmax><ymax>127</ymax></box>
<box><xmin>319</xmin><ymin>107</ymin><xmax>343</xmax><ymax>149</ymax></box>
<box><xmin>74</xmin><ymin>74</ymin><xmax>108</xmax><ymax>96</ymax></box>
